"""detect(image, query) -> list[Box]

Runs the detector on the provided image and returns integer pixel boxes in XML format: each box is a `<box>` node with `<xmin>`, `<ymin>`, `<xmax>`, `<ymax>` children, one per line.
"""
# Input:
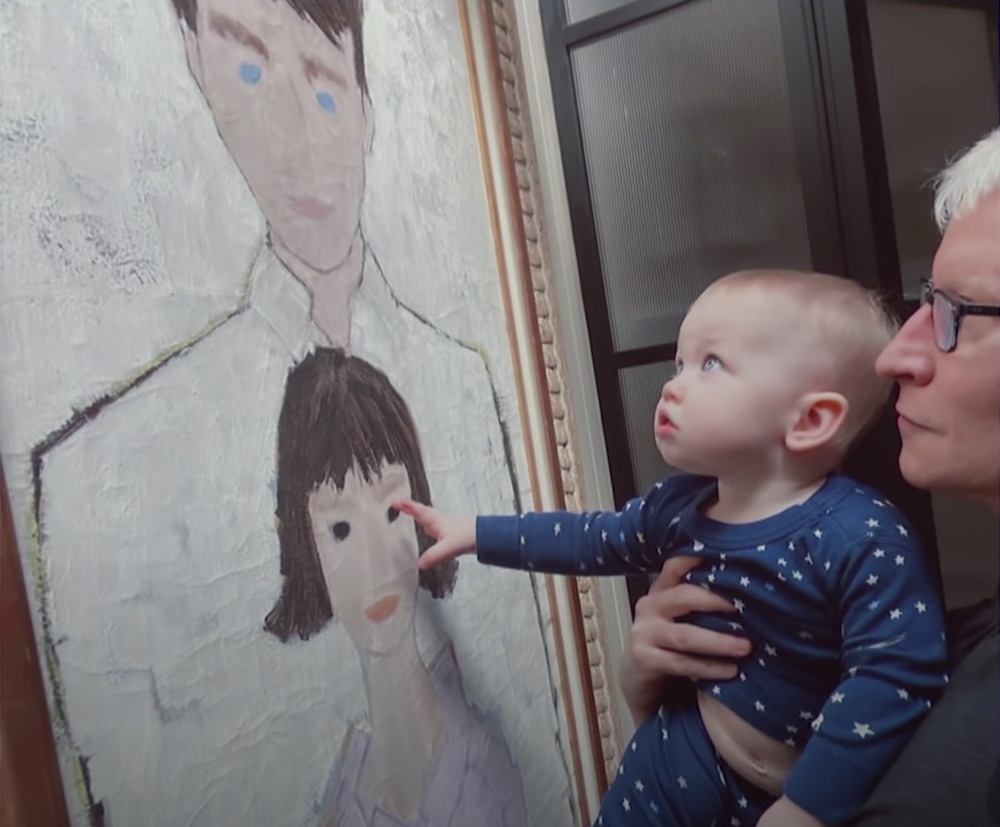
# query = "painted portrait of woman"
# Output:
<box><xmin>266</xmin><ymin>347</ymin><xmax>527</xmax><ymax>827</ymax></box>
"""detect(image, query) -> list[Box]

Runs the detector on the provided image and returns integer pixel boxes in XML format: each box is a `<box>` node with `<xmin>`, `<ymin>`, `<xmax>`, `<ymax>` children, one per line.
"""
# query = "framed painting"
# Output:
<box><xmin>0</xmin><ymin>1</ymin><xmax>623</xmax><ymax>825</ymax></box>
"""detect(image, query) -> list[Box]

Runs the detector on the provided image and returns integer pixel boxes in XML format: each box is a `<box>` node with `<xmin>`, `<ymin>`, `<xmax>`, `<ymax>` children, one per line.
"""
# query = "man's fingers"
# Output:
<box><xmin>649</xmin><ymin>555</ymin><xmax>704</xmax><ymax>592</ymax></box>
<box><xmin>635</xmin><ymin>648</ymin><xmax>741</xmax><ymax>681</ymax></box>
<box><xmin>635</xmin><ymin>582</ymin><xmax>736</xmax><ymax>619</ymax></box>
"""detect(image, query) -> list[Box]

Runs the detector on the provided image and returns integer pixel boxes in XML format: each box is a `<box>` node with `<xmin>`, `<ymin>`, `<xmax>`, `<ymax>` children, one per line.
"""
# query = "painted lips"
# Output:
<box><xmin>364</xmin><ymin>594</ymin><xmax>400</xmax><ymax>623</ymax></box>
<box><xmin>289</xmin><ymin>195</ymin><xmax>333</xmax><ymax>219</ymax></box>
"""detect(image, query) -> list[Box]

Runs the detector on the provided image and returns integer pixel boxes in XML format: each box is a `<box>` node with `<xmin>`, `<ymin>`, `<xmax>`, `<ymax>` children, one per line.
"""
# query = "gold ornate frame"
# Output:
<box><xmin>459</xmin><ymin>1</ymin><xmax>626</xmax><ymax>820</ymax></box>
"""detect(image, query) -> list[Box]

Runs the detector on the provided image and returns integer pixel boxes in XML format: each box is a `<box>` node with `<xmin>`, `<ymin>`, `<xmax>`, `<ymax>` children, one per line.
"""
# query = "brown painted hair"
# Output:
<box><xmin>265</xmin><ymin>348</ymin><xmax>456</xmax><ymax>642</ymax></box>
<box><xmin>169</xmin><ymin>0</ymin><xmax>367</xmax><ymax>94</ymax></box>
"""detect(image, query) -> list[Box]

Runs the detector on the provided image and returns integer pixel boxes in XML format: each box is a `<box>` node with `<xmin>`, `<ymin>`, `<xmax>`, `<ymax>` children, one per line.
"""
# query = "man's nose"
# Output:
<box><xmin>875</xmin><ymin>306</ymin><xmax>935</xmax><ymax>386</ymax></box>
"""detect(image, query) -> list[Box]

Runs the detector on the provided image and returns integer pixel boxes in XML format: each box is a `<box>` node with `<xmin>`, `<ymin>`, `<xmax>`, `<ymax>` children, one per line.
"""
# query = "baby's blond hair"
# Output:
<box><xmin>702</xmin><ymin>270</ymin><xmax>898</xmax><ymax>454</ymax></box>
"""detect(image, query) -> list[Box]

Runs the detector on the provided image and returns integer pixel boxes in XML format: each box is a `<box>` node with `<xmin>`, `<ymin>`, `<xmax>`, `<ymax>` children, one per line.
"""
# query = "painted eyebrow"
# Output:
<box><xmin>302</xmin><ymin>55</ymin><xmax>347</xmax><ymax>89</ymax></box>
<box><xmin>208</xmin><ymin>12</ymin><xmax>269</xmax><ymax>60</ymax></box>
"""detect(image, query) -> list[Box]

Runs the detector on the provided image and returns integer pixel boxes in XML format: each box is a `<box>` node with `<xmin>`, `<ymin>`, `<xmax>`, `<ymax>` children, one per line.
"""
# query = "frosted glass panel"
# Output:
<box><xmin>571</xmin><ymin>0</ymin><xmax>813</xmax><ymax>352</ymax></box>
<box><xmin>868</xmin><ymin>0</ymin><xmax>999</xmax><ymax>299</ymax></box>
<box><xmin>563</xmin><ymin>0</ymin><xmax>632</xmax><ymax>23</ymax></box>
<box><xmin>619</xmin><ymin>361</ymin><xmax>677</xmax><ymax>494</ymax></box>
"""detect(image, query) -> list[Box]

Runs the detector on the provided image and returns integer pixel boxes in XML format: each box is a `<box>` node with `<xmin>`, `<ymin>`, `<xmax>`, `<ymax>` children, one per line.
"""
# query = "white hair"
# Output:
<box><xmin>934</xmin><ymin>127</ymin><xmax>1000</xmax><ymax>231</ymax></box>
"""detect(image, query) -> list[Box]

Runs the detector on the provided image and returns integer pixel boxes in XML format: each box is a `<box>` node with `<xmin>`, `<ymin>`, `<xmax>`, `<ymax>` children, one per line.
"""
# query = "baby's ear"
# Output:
<box><xmin>785</xmin><ymin>392</ymin><xmax>849</xmax><ymax>453</ymax></box>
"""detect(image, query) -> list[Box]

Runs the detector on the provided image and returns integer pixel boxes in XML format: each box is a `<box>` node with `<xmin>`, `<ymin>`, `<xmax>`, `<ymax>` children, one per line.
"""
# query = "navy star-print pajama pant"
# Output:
<box><xmin>594</xmin><ymin>699</ymin><xmax>774</xmax><ymax>827</ymax></box>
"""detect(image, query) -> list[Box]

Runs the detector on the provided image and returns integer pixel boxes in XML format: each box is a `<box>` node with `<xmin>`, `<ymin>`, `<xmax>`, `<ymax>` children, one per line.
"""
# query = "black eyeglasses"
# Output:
<box><xmin>919</xmin><ymin>280</ymin><xmax>1000</xmax><ymax>353</ymax></box>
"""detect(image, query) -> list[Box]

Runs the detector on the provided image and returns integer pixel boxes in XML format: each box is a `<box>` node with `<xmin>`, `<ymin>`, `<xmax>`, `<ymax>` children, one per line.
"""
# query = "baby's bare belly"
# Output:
<box><xmin>697</xmin><ymin>691</ymin><xmax>802</xmax><ymax>797</ymax></box>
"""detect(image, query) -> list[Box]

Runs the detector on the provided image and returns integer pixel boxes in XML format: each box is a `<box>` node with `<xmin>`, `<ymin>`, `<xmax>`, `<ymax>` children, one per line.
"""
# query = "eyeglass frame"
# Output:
<box><xmin>919</xmin><ymin>279</ymin><xmax>1000</xmax><ymax>353</ymax></box>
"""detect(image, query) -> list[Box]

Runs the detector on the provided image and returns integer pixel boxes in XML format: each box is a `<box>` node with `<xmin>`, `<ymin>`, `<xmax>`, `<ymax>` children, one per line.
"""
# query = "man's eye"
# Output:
<box><xmin>702</xmin><ymin>355</ymin><xmax>722</xmax><ymax>371</ymax></box>
<box><xmin>387</xmin><ymin>506</ymin><xmax>400</xmax><ymax>523</ymax></box>
<box><xmin>330</xmin><ymin>521</ymin><xmax>351</xmax><ymax>541</ymax></box>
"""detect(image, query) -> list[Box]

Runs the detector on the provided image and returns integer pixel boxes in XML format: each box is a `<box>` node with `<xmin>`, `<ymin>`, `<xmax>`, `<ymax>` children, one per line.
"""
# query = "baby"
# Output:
<box><xmin>397</xmin><ymin>270</ymin><xmax>948</xmax><ymax>827</ymax></box>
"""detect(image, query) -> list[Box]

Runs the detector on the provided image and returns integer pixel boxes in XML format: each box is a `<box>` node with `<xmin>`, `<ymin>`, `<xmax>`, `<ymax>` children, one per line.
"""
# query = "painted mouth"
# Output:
<box><xmin>364</xmin><ymin>595</ymin><xmax>400</xmax><ymax>623</ymax></box>
<box><xmin>289</xmin><ymin>195</ymin><xmax>333</xmax><ymax>220</ymax></box>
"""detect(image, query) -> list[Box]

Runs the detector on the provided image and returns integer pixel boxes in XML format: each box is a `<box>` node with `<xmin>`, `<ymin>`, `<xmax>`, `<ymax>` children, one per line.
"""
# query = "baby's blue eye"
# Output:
<box><xmin>702</xmin><ymin>355</ymin><xmax>722</xmax><ymax>371</ymax></box>
<box><xmin>316</xmin><ymin>91</ymin><xmax>337</xmax><ymax>113</ymax></box>
<box><xmin>239</xmin><ymin>62</ymin><xmax>263</xmax><ymax>85</ymax></box>
<box><xmin>671</xmin><ymin>361</ymin><xmax>683</xmax><ymax>378</ymax></box>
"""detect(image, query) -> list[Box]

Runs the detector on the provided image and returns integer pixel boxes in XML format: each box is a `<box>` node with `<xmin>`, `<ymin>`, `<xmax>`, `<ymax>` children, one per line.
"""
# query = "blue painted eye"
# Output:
<box><xmin>316</xmin><ymin>91</ymin><xmax>337</xmax><ymax>113</ymax></box>
<box><xmin>239</xmin><ymin>62</ymin><xmax>262</xmax><ymax>85</ymax></box>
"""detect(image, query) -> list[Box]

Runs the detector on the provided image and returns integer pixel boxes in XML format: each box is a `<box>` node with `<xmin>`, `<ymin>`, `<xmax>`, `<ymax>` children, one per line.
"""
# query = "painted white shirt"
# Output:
<box><xmin>37</xmin><ymin>245</ymin><xmax>524</xmax><ymax>826</ymax></box>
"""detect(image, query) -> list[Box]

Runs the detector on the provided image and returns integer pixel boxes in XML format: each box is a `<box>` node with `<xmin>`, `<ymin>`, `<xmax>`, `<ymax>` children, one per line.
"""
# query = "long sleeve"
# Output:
<box><xmin>783</xmin><ymin>527</ymin><xmax>949</xmax><ymax>825</ymax></box>
<box><xmin>475</xmin><ymin>475</ymin><xmax>708</xmax><ymax>576</ymax></box>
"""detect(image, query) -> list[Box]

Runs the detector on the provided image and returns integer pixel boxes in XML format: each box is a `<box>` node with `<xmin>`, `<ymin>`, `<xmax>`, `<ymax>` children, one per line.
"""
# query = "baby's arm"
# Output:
<box><xmin>398</xmin><ymin>476</ymin><xmax>706</xmax><ymax>576</ymax></box>
<box><xmin>781</xmin><ymin>527</ymin><xmax>948</xmax><ymax>826</ymax></box>
<box><xmin>475</xmin><ymin>477</ymin><xmax>704</xmax><ymax>576</ymax></box>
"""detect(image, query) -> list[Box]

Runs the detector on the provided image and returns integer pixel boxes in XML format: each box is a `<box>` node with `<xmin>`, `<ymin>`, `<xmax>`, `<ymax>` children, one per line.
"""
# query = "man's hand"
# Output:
<box><xmin>620</xmin><ymin>556</ymin><xmax>753</xmax><ymax>723</ymax></box>
<box><xmin>393</xmin><ymin>500</ymin><xmax>476</xmax><ymax>568</ymax></box>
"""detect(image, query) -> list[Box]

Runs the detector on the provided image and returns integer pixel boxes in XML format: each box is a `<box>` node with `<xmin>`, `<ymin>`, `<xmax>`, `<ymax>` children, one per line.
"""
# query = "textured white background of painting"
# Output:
<box><xmin>0</xmin><ymin>1</ymin><xmax>575</xmax><ymax>825</ymax></box>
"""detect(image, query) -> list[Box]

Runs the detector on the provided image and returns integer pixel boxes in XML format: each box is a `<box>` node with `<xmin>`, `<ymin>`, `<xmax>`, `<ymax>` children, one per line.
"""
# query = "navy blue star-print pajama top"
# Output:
<box><xmin>476</xmin><ymin>474</ymin><xmax>948</xmax><ymax>824</ymax></box>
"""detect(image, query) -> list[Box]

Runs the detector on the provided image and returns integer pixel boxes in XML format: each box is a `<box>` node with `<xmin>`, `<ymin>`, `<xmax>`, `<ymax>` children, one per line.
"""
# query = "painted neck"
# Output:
<box><xmin>356</xmin><ymin>629</ymin><xmax>445</xmax><ymax>821</ymax></box>
<box><xmin>272</xmin><ymin>232</ymin><xmax>365</xmax><ymax>349</ymax></box>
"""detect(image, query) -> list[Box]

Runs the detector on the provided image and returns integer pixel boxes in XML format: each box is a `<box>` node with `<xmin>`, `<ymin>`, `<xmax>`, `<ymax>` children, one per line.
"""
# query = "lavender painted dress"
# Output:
<box><xmin>319</xmin><ymin>645</ymin><xmax>528</xmax><ymax>827</ymax></box>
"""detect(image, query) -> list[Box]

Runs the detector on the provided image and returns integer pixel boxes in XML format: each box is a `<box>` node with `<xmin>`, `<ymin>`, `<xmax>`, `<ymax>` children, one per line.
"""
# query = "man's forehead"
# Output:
<box><xmin>198</xmin><ymin>0</ymin><xmax>348</xmax><ymax>54</ymax></box>
<box><xmin>933</xmin><ymin>190</ymin><xmax>1000</xmax><ymax>302</ymax></box>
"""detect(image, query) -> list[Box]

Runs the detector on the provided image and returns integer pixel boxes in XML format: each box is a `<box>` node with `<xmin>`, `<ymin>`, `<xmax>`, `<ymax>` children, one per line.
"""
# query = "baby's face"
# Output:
<box><xmin>653</xmin><ymin>287</ymin><xmax>822</xmax><ymax>476</ymax></box>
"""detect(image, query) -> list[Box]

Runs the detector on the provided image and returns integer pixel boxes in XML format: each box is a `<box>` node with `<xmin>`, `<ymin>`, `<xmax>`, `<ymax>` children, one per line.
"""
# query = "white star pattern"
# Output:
<box><xmin>788</xmin><ymin>541</ymin><xmax>796</xmax><ymax>551</ymax></box>
<box><xmin>890</xmin><ymin>608</ymin><xmax>903</xmax><ymax>620</ymax></box>
<box><xmin>868</xmin><ymin>599</ymin><xmax>880</xmax><ymax>610</ymax></box>
<box><xmin>740</xmin><ymin>576</ymin><xmax>750</xmax><ymax>587</ymax></box>
<box><xmin>738</xmin><ymin>797</ymin><xmax>748</xmax><ymax>809</ymax></box>
<box><xmin>874</xmin><ymin>548</ymin><xmax>885</xmax><ymax>558</ymax></box>
<box><xmin>897</xmin><ymin>524</ymin><xmax>909</xmax><ymax>537</ymax></box>
<box><xmin>728</xmin><ymin>622</ymin><xmax>743</xmax><ymax>631</ymax></box>
<box><xmin>596</xmin><ymin>555</ymin><xmax>605</xmax><ymax>566</ymax></box>
<box><xmin>804</xmin><ymin>554</ymin><xmax>813</xmax><ymax>565</ymax></box>
<box><xmin>824</xmin><ymin>561</ymin><xmax>832</xmax><ymax>571</ymax></box>
<box><xmin>853</xmin><ymin>722</ymin><xmax>875</xmax><ymax>739</ymax></box>
<box><xmin>661</xmin><ymin>728</ymin><xmax>668</xmax><ymax>740</ymax></box>
<box><xmin>787</xmin><ymin>725</ymin><xmax>798</xmax><ymax>733</ymax></box>
<box><xmin>778</xmin><ymin>557</ymin><xmax>788</xmax><ymax>567</ymax></box>
<box><xmin>799</xmin><ymin>630</ymin><xmax>814</xmax><ymax>640</ymax></box>
<box><xmin>778</xmin><ymin>573</ymin><xmax>787</xmax><ymax>582</ymax></box>
<box><xmin>553</xmin><ymin>522</ymin><xmax>561</xmax><ymax>536</ymax></box>
<box><xmin>866</xmin><ymin>574</ymin><xmax>879</xmax><ymax>586</ymax></box>
<box><xmin>895</xmin><ymin>554</ymin><xmax>905</xmax><ymax>566</ymax></box>
<box><xmin>636</xmin><ymin>532</ymin><xmax>645</xmax><ymax>544</ymax></box>
<box><xmin>831</xmin><ymin>692</ymin><xmax>845</xmax><ymax>703</ymax></box>
<box><xmin>601</xmin><ymin>530</ymin><xmax>608</xmax><ymax>542</ymax></box>
<box><xmin>897</xmin><ymin>688</ymin><xmax>909</xmax><ymax>700</ymax></box>
<box><xmin>578</xmin><ymin>561</ymin><xmax>587</xmax><ymax>571</ymax></box>
<box><xmin>692</xmin><ymin>540</ymin><xmax>705</xmax><ymax>551</ymax></box>
<box><xmin>814</xmin><ymin>529</ymin><xmax>823</xmax><ymax>539</ymax></box>
<box><xmin>765</xmin><ymin>583</ymin><xmax>776</xmax><ymax>591</ymax></box>
<box><xmin>866</xmin><ymin>518</ymin><xmax>880</xmax><ymax>528</ymax></box>
<box><xmin>915</xmin><ymin>601</ymin><xmax>927</xmax><ymax>613</ymax></box>
<box><xmin>799</xmin><ymin>710</ymin><xmax>814</xmax><ymax>720</ymax></box>
<box><xmin>733</xmin><ymin>599</ymin><xmax>745</xmax><ymax>614</ymax></box>
<box><xmin>758</xmin><ymin>658</ymin><xmax>766</xmax><ymax>667</ymax></box>
<box><xmin>755</xmin><ymin>700</ymin><xmax>766</xmax><ymax>712</ymax></box>
<box><xmin>765</xmin><ymin>645</ymin><xmax>778</xmax><ymax>657</ymax></box>
<box><xmin>631</xmin><ymin>741</ymin><xmax>637</xmax><ymax>751</ymax></box>
<box><xmin>635</xmin><ymin>780</ymin><xmax>644</xmax><ymax>792</ymax></box>
<box><xmin>811</xmin><ymin>712</ymin><xmax>824</xmax><ymax>731</ymax></box>
<box><xmin>793</xmin><ymin>570</ymin><xmax>804</xmax><ymax>581</ymax></box>
<box><xmin>757</xmin><ymin>545</ymin><xmax>766</xmax><ymax>552</ymax></box>
<box><xmin>677</xmin><ymin>776</ymin><xmax>688</xmax><ymax>789</ymax></box>
<box><xmin>712</xmin><ymin>685</ymin><xmax>722</xmax><ymax>695</ymax></box>
<box><xmin>622</xmin><ymin>798</ymin><xmax>630</xmax><ymax>812</ymax></box>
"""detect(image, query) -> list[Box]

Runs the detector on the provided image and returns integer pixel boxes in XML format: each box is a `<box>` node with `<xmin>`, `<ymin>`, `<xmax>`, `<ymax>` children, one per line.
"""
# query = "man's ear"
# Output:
<box><xmin>785</xmin><ymin>392</ymin><xmax>849</xmax><ymax>453</ymax></box>
<box><xmin>180</xmin><ymin>21</ymin><xmax>206</xmax><ymax>94</ymax></box>
<box><xmin>362</xmin><ymin>93</ymin><xmax>375</xmax><ymax>153</ymax></box>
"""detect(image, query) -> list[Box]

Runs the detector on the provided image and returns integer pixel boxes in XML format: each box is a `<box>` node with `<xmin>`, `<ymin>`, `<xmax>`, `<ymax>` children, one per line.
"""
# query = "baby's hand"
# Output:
<box><xmin>393</xmin><ymin>500</ymin><xmax>476</xmax><ymax>569</ymax></box>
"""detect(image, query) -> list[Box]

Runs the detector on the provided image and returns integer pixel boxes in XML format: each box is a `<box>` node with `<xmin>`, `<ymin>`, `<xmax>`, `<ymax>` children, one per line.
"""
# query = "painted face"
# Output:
<box><xmin>308</xmin><ymin>462</ymin><xmax>419</xmax><ymax>655</ymax></box>
<box><xmin>653</xmin><ymin>287</ymin><xmax>818</xmax><ymax>477</ymax></box>
<box><xmin>875</xmin><ymin>190</ymin><xmax>1000</xmax><ymax>507</ymax></box>
<box><xmin>184</xmin><ymin>0</ymin><xmax>369</xmax><ymax>272</ymax></box>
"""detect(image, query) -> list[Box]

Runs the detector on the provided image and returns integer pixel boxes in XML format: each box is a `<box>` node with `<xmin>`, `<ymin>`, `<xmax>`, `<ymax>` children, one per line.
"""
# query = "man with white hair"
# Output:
<box><xmin>618</xmin><ymin>127</ymin><xmax>1000</xmax><ymax>826</ymax></box>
